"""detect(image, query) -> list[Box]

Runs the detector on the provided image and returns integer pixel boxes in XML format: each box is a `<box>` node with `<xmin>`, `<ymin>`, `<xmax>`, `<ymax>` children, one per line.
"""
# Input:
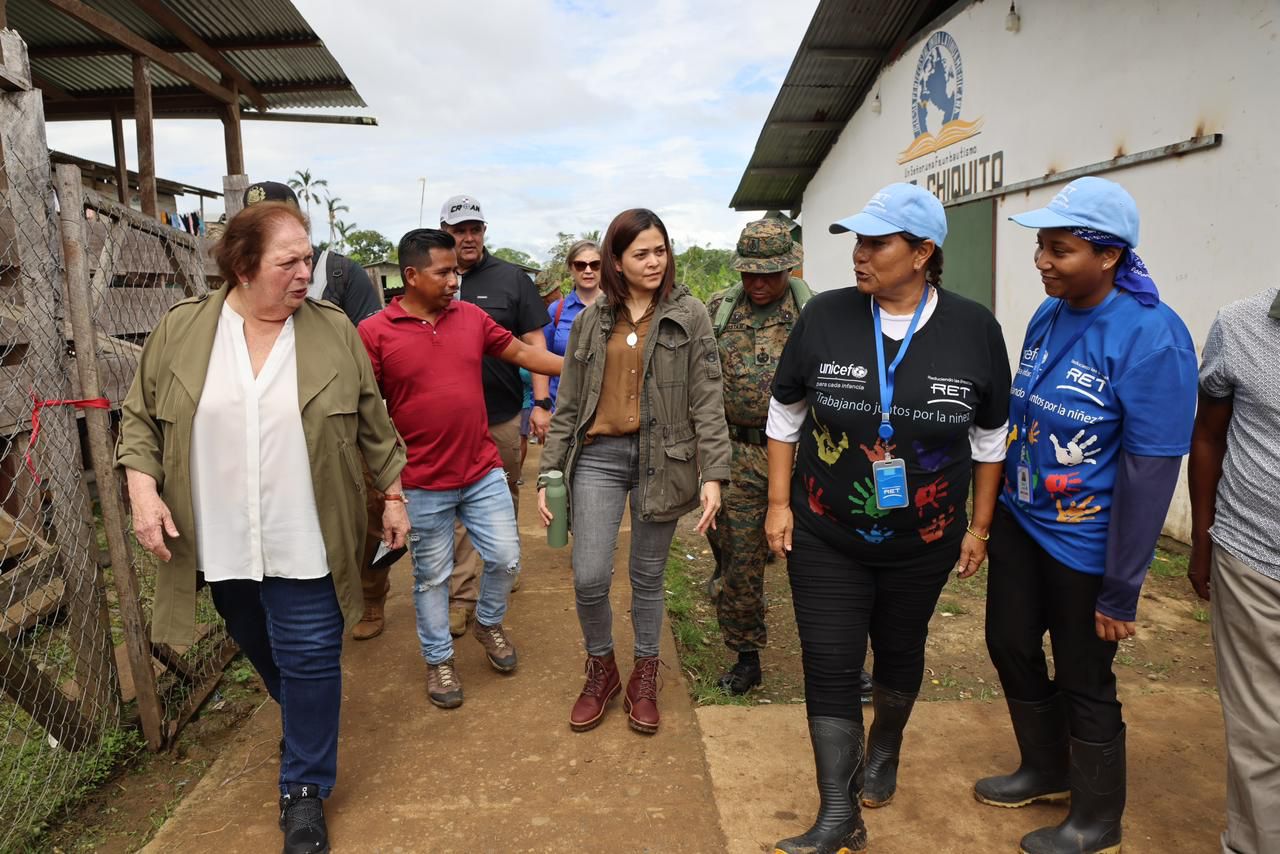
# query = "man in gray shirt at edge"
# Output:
<box><xmin>1188</xmin><ymin>286</ymin><xmax>1280</xmax><ymax>854</ymax></box>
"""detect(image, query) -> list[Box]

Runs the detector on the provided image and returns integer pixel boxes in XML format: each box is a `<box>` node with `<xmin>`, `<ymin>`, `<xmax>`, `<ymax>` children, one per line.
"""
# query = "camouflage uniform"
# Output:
<box><xmin>706</xmin><ymin>219</ymin><xmax>804</xmax><ymax>653</ymax></box>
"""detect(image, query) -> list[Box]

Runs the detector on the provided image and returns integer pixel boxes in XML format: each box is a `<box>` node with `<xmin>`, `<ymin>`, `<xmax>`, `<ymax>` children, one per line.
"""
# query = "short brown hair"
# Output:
<box><xmin>599</xmin><ymin>209</ymin><xmax>675</xmax><ymax>307</ymax></box>
<box><xmin>566</xmin><ymin>239</ymin><xmax>599</xmax><ymax>267</ymax></box>
<box><xmin>214</xmin><ymin>201</ymin><xmax>309</xmax><ymax>286</ymax></box>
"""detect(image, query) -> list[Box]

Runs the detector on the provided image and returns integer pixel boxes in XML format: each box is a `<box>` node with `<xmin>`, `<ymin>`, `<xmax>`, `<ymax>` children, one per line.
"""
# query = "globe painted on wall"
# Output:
<box><xmin>911</xmin><ymin>31</ymin><xmax>964</xmax><ymax>139</ymax></box>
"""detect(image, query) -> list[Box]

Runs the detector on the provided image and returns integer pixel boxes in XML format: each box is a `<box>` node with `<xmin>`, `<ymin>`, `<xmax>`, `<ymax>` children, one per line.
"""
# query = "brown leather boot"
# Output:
<box><xmin>352</xmin><ymin>599</ymin><xmax>385</xmax><ymax>640</ymax></box>
<box><xmin>570</xmin><ymin>652</ymin><xmax>621</xmax><ymax>732</ymax></box>
<box><xmin>624</xmin><ymin>656</ymin><xmax>663</xmax><ymax>735</ymax></box>
<box><xmin>352</xmin><ymin>563</ymin><xmax>391</xmax><ymax>641</ymax></box>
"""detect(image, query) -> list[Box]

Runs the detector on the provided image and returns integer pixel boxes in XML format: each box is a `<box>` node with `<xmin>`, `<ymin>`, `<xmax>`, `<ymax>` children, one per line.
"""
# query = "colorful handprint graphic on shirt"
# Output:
<box><xmin>914</xmin><ymin>476</ymin><xmax>949</xmax><ymax>516</ymax></box>
<box><xmin>1050</xmin><ymin>430</ymin><xmax>1100</xmax><ymax>466</ymax></box>
<box><xmin>1056</xmin><ymin>494</ymin><xmax>1102</xmax><ymax>523</ymax></box>
<box><xmin>859</xmin><ymin>438</ymin><xmax>896</xmax><ymax>462</ymax></box>
<box><xmin>849</xmin><ymin>478</ymin><xmax>890</xmax><ymax>519</ymax></box>
<box><xmin>919</xmin><ymin>508</ymin><xmax>957</xmax><ymax>543</ymax></box>
<box><xmin>1027</xmin><ymin>420</ymin><xmax>1041</xmax><ymax>445</ymax></box>
<box><xmin>1044</xmin><ymin>472</ymin><xmax>1083</xmax><ymax>497</ymax></box>
<box><xmin>812</xmin><ymin>408</ymin><xmax>850</xmax><ymax>465</ymax></box>
<box><xmin>805</xmin><ymin>476</ymin><xmax>832</xmax><ymax>518</ymax></box>
<box><xmin>856</xmin><ymin>524</ymin><xmax>894</xmax><ymax>544</ymax></box>
<box><xmin>912</xmin><ymin>439</ymin><xmax>951</xmax><ymax>472</ymax></box>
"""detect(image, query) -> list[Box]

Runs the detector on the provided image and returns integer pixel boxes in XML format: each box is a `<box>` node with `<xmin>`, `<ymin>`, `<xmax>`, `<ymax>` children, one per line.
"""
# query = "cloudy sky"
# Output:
<box><xmin>46</xmin><ymin>0</ymin><xmax>819</xmax><ymax>262</ymax></box>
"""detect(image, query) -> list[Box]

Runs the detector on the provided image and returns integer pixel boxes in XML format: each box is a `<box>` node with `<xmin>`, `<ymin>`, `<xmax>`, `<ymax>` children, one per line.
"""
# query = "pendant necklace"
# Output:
<box><xmin>622</xmin><ymin>299</ymin><xmax>654</xmax><ymax>349</ymax></box>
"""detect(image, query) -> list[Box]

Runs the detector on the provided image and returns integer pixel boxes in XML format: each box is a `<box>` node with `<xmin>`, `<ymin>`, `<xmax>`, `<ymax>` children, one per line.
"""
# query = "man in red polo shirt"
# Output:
<box><xmin>358</xmin><ymin>228</ymin><xmax>562</xmax><ymax>709</ymax></box>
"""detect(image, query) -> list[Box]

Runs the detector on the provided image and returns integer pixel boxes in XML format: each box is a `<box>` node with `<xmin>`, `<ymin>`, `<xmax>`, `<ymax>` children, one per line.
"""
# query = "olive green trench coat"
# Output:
<box><xmin>115</xmin><ymin>286</ymin><xmax>406</xmax><ymax>646</ymax></box>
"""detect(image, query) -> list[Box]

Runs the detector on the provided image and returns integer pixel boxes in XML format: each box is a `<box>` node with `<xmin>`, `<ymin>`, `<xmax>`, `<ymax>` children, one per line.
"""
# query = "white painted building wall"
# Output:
<box><xmin>799</xmin><ymin>0</ymin><xmax>1280</xmax><ymax>542</ymax></box>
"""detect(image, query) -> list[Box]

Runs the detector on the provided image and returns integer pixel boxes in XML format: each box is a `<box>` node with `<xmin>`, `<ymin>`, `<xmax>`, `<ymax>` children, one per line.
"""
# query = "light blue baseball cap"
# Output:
<box><xmin>829</xmin><ymin>182</ymin><xmax>948</xmax><ymax>247</ymax></box>
<box><xmin>1010</xmin><ymin>176</ymin><xmax>1140</xmax><ymax>247</ymax></box>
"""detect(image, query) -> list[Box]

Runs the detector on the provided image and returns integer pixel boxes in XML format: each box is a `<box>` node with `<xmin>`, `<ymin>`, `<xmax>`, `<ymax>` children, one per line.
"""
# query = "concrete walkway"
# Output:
<box><xmin>145</xmin><ymin>448</ymin><xmax>727</xmax><ymax>853</ymax></box>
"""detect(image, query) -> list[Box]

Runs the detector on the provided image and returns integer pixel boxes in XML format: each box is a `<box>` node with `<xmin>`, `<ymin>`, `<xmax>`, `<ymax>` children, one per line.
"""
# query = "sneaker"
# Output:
<box><xmin>279</xmin><ymin>785</ymin><xmax>328</xmax><ymax>854</ymax></box>
<box><xmin>426</xmin><ymin>659</ymin><xmax>464</xmax><ymax>708</ymax></box>
<box><xmin>473</xmin><ymin>621</ymin><xmax>519</xmax><ymax>673</ymax></box>
<box><xmin>448</xmin><ymin>605</ymin><xmax>475</xmax><ymax>638</ymax></box>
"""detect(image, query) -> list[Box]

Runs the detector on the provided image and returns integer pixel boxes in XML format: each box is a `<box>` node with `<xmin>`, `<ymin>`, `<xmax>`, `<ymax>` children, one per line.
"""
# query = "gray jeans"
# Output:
<box><xmin>571</xmin><ymin>434</ymin><xmax>677</xmax><ymax>659</ymax></box>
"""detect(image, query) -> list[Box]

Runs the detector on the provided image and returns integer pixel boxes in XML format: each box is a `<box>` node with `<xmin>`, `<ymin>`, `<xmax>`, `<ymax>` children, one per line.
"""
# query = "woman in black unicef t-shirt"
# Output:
<box><xmin>765</xmin><ymin>184</ymin><xmax>1011</xmax><ymax>854</ymax></box>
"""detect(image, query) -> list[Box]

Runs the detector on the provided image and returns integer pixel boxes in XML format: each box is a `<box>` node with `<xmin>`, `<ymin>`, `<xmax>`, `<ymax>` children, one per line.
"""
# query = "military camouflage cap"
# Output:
<box><xmin>535</xmin><ymin>269</ymin><xmax>561</xmax><ymax>297</ymax></box>
<box><xmin>730</xmin><ymin>219</ymin><xmax>803</xmax><ymax>273</ymax></box>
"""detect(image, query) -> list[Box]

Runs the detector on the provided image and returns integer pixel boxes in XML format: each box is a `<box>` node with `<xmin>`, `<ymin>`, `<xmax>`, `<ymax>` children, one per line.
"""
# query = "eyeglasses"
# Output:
<box><xmin>571</xmin><ymin>260</ymin><xmax>601</xmax><ymax>272</ymax></box>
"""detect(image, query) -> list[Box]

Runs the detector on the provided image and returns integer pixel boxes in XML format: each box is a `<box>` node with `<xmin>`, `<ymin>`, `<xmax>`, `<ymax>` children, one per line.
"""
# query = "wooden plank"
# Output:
<box><xmin>0</xmin><ymin>630</ymin><xmax>97</xmax><ymax>750</ymax></box>
<box><xmin>0</xmin><ymin>545</ymin><xmax>60</xmax><ymax>611</ymax></box>
<box><xmin>113</xmin><ymin>640</ymin><xmax>166</xmax><ymax>704</ymax></box>
<box><xmin>30</xmin><ymin>36</ymin><xmax>323</xmax><ymax>59</ymax></box>
<box><xmin>128</xmin><ymin>0</ymin><xmax>266</xmax><ymax>112</ymax></box>
<box><xmin>110</xmin><ymin>105</ymin><xmax>127</xmax><ymax>204</ymax></box>
<box><xmin>0</xmin><ymin>576</ymin><xmax>63</xmax><ymax>639</ymax></box>
<box><xmin>221</xmin><ymin>97</ymin><xmax>243</xmax><ymax>176</ymax></box>
<box><xmin>57</xmin><ymin>163</ymin><xmax>164</xmax><ymax>750</ymax></box>
<box><xmin>0</xmin><ymin>28</ymin><xmax>30</xmax><ymax>92</ymax></box>
<box><xmin>131</xmin><ymin>55</ymin><xmax>157</xmax><ymax>219</ymax></box>
<box><xmin>165</xmin><ymin>633</ymin><xmax>236</xmax><ymax>739</ymax></box>
<box><xmin>42</xmin><ymin>0</ymin><xmax>235</xmax><ymax>105</ymax></box>
<box><xmin>0</xmin><ymin>507</ymin><xmax>32</xmax><ymax>557</ymax></box>
<box><xmin>222</xmin><ymin>174</ymin><xmax>247</xmax><ymax>221</ymax></box>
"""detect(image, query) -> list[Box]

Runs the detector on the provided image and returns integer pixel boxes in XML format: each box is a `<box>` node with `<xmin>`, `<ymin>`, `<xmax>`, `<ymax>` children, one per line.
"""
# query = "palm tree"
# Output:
<box><xmin>334</xmin><ymin>220</ymin><xmax>357</xmax><ymax>252</ymax></box>
<box><xmin>287</xmin><ymin>169</ymin><xmax>328</xmax><ymax>240</ymax></box>
<box><xmin>325</xmin><ymin>195</ymin><xmax>349</xmax><ymax>246</ymax></box>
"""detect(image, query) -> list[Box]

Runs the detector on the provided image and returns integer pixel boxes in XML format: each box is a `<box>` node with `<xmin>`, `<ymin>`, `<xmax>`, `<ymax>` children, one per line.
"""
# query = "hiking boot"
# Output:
<box><xmin>624</xmin><ymin>656</ymin><xmax>664</xmax><ymax>734</ymax></box>
<box><xmin>774</xmin><ymin>717</ymin><xmax>868</xmax><ymax>854</ymax></box>
<box><xmin>718</xmin><ymin>654</ymin><xmax>762</xmax><ymax>695</ymax></box>
<box><xmin>279</xmin><ymin>785</ymin><xmax>329</xmax><ymax>854</ymax></box>
<box><xmin>448</xmin><ymin>605</ymin><xmax>475</xmax><ymax>638</ymax></box>
<box><xmin>351</xmin><ymin>599</ymin><xmax>385</xmax><ymax>641</ymax></box>
<box><xmin>426</xmin><ymin>659</ymin><xmax>463</xmax><ymax>709</ymax></box>
<box><xmin>570</xmin><ymin>652</ymin><xmax>621</xmax><ymax>732</ymax></box>
<box><xmin>1019</xmin><ymin>727</ymin><xmax>1126</xmax><ymax>854</ymax></box>
<box><xmin>473</xmin><ymin>621</ymin><xmax>519</xmax><ymax>673</ymax></box>
<box><xmin>975</xmin><ymin>695</ymin><xmax>1070</xmax><ymax>808</ymax></box>
<box><xmin>860</xmin><ymin>684</ymin><xmax>918</xmax><ymax>808</ymax></box>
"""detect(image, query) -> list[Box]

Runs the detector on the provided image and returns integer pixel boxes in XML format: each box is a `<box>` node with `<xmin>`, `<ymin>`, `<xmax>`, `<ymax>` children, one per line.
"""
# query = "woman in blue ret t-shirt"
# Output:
<box><xmin>974</xmin><ymin>177</ymin><xmax>1198</xmax><ymax>854</ymax></box>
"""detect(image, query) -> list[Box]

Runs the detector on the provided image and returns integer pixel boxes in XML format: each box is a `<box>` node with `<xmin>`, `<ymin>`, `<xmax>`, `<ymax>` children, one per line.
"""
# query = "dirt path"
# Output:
<box><xmin>142</xmin><ymin>446</ymin><xmax>727</xmax><ymax>853</ymax></box>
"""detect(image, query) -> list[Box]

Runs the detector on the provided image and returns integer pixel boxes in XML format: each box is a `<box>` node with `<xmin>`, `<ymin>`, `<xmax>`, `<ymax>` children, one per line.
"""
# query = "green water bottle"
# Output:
<box><xmin>543</xmin><ymin>470</ymin><xmax>569</xmax><ymax>549</ymax></box>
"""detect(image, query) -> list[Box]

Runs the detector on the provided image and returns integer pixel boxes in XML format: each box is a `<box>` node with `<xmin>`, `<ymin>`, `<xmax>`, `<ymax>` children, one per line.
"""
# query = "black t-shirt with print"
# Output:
<box><xmin>773</xmin><ymin>286</ymin><xmax>1011</xmax><ymax>558</ymax></box>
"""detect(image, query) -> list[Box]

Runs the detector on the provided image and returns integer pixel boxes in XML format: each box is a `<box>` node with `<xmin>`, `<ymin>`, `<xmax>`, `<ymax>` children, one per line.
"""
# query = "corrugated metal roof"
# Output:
<box><xmin>8</xmin><ymin>0</ymin><xmax>366</xmax><ymax>115</ymax></box>
<box><xmin>730</xmin><ymin>0</ymin><xmax>961</xmax><ymax>212</ymax></box>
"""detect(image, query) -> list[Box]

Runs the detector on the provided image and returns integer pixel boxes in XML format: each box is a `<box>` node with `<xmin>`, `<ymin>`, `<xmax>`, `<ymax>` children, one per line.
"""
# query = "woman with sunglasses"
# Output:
<box><xmin>544</xmin><ymin>240</ymin><xmax>603</xmax><ymax>405</ymax></box>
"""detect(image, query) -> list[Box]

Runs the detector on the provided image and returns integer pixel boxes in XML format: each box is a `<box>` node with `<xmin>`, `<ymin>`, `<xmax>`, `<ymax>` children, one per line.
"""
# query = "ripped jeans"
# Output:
<box><xmin>405</xmin><ymin>468</ymin><xmax>521</xmax><ymax>665</ymax></box>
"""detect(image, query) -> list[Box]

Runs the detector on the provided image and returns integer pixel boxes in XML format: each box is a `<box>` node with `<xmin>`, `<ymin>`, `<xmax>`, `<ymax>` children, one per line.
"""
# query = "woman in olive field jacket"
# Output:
<box><xmin>539</xmin><ymin>208</ymin><xmax>730</xmax><ymax>736</ymax></box>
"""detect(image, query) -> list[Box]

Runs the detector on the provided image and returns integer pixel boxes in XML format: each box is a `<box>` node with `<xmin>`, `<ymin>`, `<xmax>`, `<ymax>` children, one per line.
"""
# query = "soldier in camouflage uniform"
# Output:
<box><xmin>706</xmin><ymin>219</ymin><xmax>807</xmax><ymax>694</ymax></box>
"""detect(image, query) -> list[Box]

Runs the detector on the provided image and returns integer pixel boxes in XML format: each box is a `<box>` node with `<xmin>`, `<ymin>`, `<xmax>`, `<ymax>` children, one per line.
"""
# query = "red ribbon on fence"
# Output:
<box><xmin>25</xmin><ymin>389</ymin><xmax>111</xmax><ymax>483</ymax></box>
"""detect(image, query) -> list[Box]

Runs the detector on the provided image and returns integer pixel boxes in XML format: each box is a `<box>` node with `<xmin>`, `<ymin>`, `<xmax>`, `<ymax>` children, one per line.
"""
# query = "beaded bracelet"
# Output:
<box><xmin>965</xmin><ymin>526</ymin><xmax>990</xmax><ymax>542</ymax></box>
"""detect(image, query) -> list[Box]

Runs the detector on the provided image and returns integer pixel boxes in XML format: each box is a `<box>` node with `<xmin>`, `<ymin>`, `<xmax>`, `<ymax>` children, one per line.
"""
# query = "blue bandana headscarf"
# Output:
<box><xmin>1067</xmin><ymin>227</ymin><xmax>1160</xmax><ymax>307</ymax></box>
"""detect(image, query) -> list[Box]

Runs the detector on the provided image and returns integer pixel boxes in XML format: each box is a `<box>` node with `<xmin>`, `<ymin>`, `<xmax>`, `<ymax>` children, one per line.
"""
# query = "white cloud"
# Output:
<box><xmin>44</xmin><ymin>0</ymin><xmax>819</xmax><ymax>261</ymax></box>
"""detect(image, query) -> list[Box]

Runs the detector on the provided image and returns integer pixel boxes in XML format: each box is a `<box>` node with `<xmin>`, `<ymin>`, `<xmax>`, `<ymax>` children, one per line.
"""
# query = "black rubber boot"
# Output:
<box><xmin>859</xmin><ymin>684</ymin><xmax>917</xmax><ymax>808</ymax></box>
<box><xmin>718</xmin><ymin>651</ymin><xmax>762</xmax><ymax>695</ymax></box>
<box><xmin>974</xmin><ymin>695</ymin><xmax>1070</xmax><ymax>808</ymax></box>
<box><xmin>278</xmin><ymin>785</ymin><xmax>329</xmax><ymax>854</ymax></box>
<box><xmin>858</xmin><ymin>669</ymin><xmax>873</xmax><ymax>705</ymax></box>
<box><xmin>774</xmin><ymin>717</ymin><xmax>868</xmax><ymax>854</ymax></box>
<box><xmin>1019</xmin><ymin>726</ymin><xmax>1126</xmax><ymax>854</ymax></box>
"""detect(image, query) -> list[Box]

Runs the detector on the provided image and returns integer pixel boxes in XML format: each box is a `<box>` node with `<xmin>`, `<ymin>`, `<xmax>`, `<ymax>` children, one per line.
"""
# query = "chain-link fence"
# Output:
<box><xmin>0</xmin><ymin>42</ymin><xmax>231</xmax><ymax>850</ymax></box>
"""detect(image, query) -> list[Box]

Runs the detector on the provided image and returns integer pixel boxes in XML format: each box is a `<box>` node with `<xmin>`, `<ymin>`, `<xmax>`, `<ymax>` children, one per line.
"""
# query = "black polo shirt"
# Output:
<box><xmin>458</xmin><ymin>250</ymin><xmax>549</xmax><ymax>424</ymax></box>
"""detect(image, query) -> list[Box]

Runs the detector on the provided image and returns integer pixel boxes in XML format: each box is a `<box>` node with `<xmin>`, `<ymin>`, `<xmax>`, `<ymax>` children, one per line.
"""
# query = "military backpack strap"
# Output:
<box><xmin>712</xmin><ymin>284</ymin><xmax>745</xmax><ymax>336</ymax></box>
<box><xmin>788</xmin><ymin>276</ymin><xmax>813</xmax><ymax>311</ymax></box>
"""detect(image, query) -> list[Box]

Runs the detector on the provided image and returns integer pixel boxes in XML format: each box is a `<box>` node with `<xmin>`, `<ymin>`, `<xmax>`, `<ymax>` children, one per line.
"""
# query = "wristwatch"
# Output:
<box><xmin>533</xmin><ymin>398</ymin><xmax>553</xmax><ymax>410</ymax></box>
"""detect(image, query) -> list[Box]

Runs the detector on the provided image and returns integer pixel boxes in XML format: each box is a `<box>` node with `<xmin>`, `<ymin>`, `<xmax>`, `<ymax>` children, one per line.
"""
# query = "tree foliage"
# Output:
<box><xmin>676</xmin><ymin>245</ymin><xmax>737</xmax><ymax>302</ymax></box>
<box><xmin>346</xmin><ymin>229</ymin><xmax>396</xmax><ymax>265</ymax></box>
<box><xmin>287</xmin><ymin>168</ymin><xmax>328</xmax><ymax>241</ymax></box>
<box><xmin>492</xmin><ymin>247</ymin><xmax>539</xmax><ymax>269</ymax></box>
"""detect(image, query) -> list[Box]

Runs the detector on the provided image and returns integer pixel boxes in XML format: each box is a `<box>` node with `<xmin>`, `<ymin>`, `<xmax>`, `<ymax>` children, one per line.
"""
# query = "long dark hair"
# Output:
<box><xmin>599</xmin><ymin>208</ymin><xmax>676</xmax><ymax>306</ymax></box>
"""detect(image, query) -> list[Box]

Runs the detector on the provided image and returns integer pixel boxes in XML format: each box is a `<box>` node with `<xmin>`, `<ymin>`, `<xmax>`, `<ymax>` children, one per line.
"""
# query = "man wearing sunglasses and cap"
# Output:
<box><xmin>242</xmin><ymin>181</ymin><xmax>402</xmax><ymax>642</ymax></box>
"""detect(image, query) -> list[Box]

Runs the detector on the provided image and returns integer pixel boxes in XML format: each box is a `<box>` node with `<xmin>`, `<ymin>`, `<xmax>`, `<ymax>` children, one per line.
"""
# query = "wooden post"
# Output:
<box><xmin>0</xmin><ymin>0</ymin><xmax>8</xmax><ymax>30</ymax></box>
<box><xmin>2</xmin><ymin>82</ymin><xmax>118</xmax><ymax>733</ymax></box>
<box><xmin>109</xmin><ymin>104</ymin><xmax>128</xmax><ymax>205</ymax></box>
<box><xmin>131</xmin><ymin>54</ymin><xmax>156</xmax><ymax>218</ymax></box>
<box><xmin>222</xmin><ymin>173</ymin><xmax>248</xmax><ymax>220</ymax></box>
<box><xmin>221</xmin><ymin>96</ymin><xmax>243</xmax><ymax>176</ymax></box>
<box><xmin>56</xmin><ymin>165</ymin><xmax>165</xmax><ymax>751</ymax></box>
<box><xmin>0</xmin><ymin>633</ymin><xmax>97</xmax><ymax>750</ymax></box>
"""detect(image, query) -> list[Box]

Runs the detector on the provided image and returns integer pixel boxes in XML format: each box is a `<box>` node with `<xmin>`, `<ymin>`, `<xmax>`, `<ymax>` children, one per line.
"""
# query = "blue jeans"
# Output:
<box><xmin>406</xmin><ymin>468</ymin><xmax>521</xmax><ymax>665</ymax></box>
<box><xmin>208</xmin><ymin>575</ymin><xmax>344</xmax><ymax>797</ymax></box>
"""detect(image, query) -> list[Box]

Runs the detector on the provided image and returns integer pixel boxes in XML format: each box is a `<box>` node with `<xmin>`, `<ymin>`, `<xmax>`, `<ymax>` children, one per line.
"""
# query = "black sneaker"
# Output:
<box><xmin>279</xmin><ymin>785</ymin><xmax>329</xmax><ymax>854</ymax></box>
<box><xmin>718</xmin><ymin>657</ymin><xmax>762</xmax><ymax>695</ymax></box>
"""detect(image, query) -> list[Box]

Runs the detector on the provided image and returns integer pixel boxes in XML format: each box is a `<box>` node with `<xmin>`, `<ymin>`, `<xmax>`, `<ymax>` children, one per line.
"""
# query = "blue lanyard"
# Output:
<box><xmin>872</xmin><ymin>286</ymin><xmax>931</xmax><ymax>442</ymax></box>
<box><xmin>1016</xmin><ymin>288</ymin><xmax>1121</xmax><ymax>430</ymax></box>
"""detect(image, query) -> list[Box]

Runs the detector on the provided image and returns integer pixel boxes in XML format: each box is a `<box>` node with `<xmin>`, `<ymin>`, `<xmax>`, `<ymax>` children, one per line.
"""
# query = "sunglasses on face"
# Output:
<box><xmin>572</xmin><ymin>260</ymin><xmax>601</xmax><ymax>272</ymax></box>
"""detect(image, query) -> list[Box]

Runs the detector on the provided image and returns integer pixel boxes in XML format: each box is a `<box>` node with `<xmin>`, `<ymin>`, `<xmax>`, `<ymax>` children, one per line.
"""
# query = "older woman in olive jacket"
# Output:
<box><xmin>539</xmin><ymin>208</ymin><xmax>731</xmax><ymax>737</ymax></box>
<box><xmin>116</xmin><ymin>201</ymin><xmax>407</xmax><ymax>853</ymax></box>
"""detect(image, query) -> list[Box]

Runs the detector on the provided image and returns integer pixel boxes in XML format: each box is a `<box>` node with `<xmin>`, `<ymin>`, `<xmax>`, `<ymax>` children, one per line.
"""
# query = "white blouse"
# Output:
<box><xmin>190</xmin><ymin>303</ymin><xmax>328</xmax><ymax>582</ymax></box>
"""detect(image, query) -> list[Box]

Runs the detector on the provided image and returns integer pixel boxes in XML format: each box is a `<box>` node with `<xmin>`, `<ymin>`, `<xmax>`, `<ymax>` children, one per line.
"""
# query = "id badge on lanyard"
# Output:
<box><xmin>870</xmin><ymin>288</ymin><xmax>929</xmax><ymax>512</ymax></box>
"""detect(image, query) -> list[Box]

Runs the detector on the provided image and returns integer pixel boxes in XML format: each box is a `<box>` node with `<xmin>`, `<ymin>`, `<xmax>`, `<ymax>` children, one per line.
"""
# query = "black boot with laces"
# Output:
<box><xmin>718</xmin><ymin>651</ymin><xmax>762</xmax><ymax>695</ymax></box>
<box><xmin>279</xmin><ymin>784</ymin><xmax>329</xmax><ymax>854</ymax></box>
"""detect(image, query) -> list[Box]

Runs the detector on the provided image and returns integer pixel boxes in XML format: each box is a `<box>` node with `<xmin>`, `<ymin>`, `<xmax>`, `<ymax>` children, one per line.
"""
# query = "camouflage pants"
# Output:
<box><xmin>708</xmin><ymin>440</ymin><xmax>769</xmax><ymax>652</ymax></box>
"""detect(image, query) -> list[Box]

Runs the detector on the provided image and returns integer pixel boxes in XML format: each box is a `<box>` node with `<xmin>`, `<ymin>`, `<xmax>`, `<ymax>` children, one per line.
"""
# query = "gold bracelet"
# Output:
<box><xmin>965</xmin><ymin>526</ymin><xmax>989</xmax><ymax>542</ymax></box>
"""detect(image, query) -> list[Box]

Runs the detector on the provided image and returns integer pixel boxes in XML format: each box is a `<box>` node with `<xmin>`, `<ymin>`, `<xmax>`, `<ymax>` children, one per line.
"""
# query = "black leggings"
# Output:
<box><xmin>787</xmin><ymin>524</ymin><xmax>957</xmax><ymax>720</ymax></box>
<box><xmin>985</xmin><ymin>505</ymin><xmax>1122</xmax><ymax>743</ymax></box>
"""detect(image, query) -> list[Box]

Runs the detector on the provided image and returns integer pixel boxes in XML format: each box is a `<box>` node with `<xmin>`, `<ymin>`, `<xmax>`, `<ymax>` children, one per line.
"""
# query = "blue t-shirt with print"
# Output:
<box><xmin>1001</xmin><ymin>290</ymin><xmax>1197</xmax><ymax>575</ymax></box>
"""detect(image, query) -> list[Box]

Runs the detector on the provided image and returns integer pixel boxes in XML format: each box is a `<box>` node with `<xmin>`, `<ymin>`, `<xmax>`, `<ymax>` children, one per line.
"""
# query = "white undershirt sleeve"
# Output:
<box><xmin>969</xmin><ymin>421</ymin><xmax>1009</xmax><ymax>463</ymax></box>
<box><xmin>766</xmin><ymin>396</ymin><xmax>806</xmax><ymax>443</ymax></box>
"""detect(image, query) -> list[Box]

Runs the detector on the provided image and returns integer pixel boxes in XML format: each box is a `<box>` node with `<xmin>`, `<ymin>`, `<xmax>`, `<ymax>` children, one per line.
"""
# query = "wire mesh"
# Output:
<box><xmin>0</xmin><ymin>87</ymin><xmax>125</xmax><ymax>852</ymax></box>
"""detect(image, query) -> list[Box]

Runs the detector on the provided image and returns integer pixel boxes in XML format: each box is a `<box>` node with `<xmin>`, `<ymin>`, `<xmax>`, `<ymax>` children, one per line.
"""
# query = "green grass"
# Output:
<box><xmin>936</xmin><ymin>600</ymin><xmax>969</xmax><ymax>616</ymax></box>
<box><xmin>664</xmin><ymin>541</ymin><xmax>753</xmax><ymax>707</ymax></box>
<box><xmin>1149</xmin><ymin>549</ymin><xmax>1189</xmax><ymax>579</ymax></box>
<box><xmin>1193</xmin><ymin>606</ymin><xmax>1211</xmax><ymax>624</ymax></box>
